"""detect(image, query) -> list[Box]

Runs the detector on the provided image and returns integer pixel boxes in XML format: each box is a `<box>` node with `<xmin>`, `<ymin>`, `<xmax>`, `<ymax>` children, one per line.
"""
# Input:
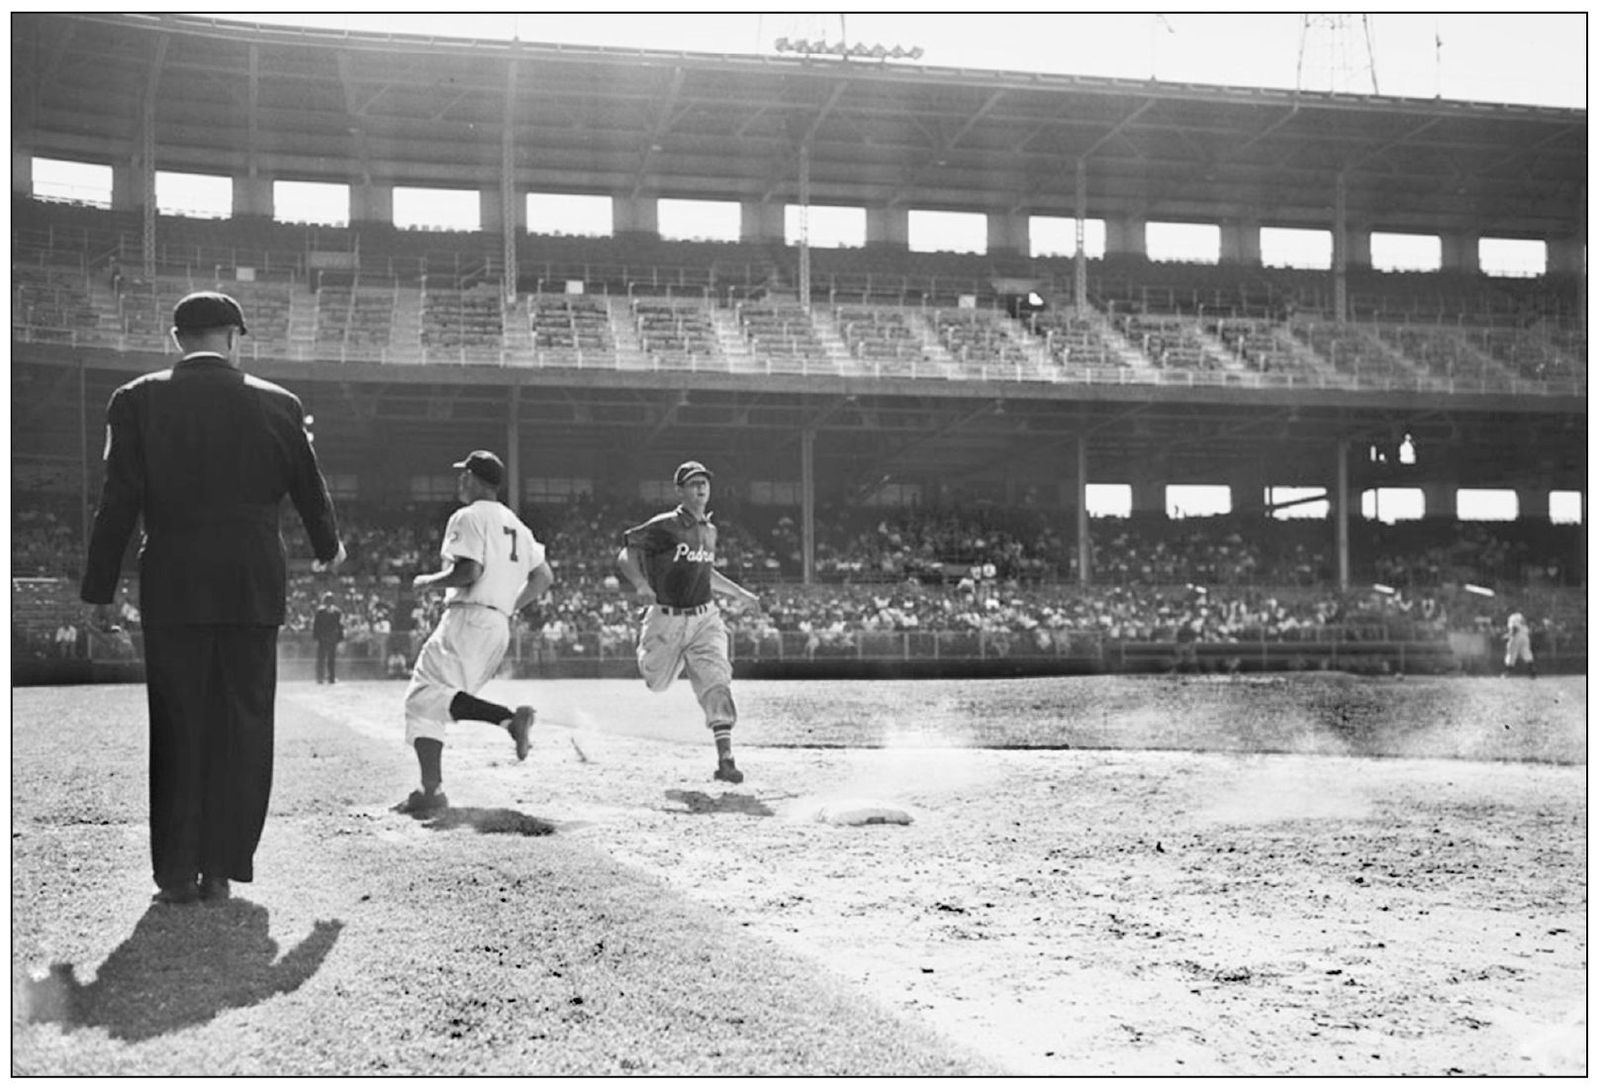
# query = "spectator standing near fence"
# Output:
<box><xmin>1504</xmin><ymin>609</ymin><xmax>1537</xmax><ymax>678</ymax></box>
<box><xmin>80</xmin><ymin>291</ymin><xmax>345</xmax><ymax>906</ymax></box>
<box><xmin>313</xmin><ymin>592</ymin><xmax>343</xmax><ymax>684</ymax></box>
<box><xmin>617</xmin><ymin>460</ymin><xmax>760</xmax><ymax>785</ymax></box>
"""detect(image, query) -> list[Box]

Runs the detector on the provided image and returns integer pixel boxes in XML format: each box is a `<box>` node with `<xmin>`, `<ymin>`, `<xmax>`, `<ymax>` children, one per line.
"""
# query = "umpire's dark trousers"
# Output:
<box><xmin>141</xmin><ymin>625</ymin><xmax>279</xmax><ymax>887</ymax></box>
<box><xmin>316</xmin><ymin>639</ymin><xmax>338</xmax><ymax>683</ymax></box>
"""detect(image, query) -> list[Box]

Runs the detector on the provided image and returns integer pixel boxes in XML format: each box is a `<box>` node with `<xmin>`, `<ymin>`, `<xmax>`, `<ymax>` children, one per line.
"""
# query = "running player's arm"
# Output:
<box><xmin>711</xmin><ymin>569</ymin><xmax>759</xmax><ymax>609</ymax></box>
<box><xmin>512</xmin><ymin>560</ymin><xmax>554</xmax><ymax>615</ymax></box>
<box><xmin>412</xmin><ymin>555</ymin><xmax>482</xmax><ymax>591</ymax></box>
<box><xmin>616</xmin><ymin>545</ymin><xmax>656</xmax><ymax>601</ymax></box>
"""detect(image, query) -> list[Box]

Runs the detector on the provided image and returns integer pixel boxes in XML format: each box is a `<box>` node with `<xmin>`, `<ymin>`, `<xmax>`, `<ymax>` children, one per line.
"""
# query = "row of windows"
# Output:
<box><xmin>399</xmin><ymin>474</ymin><xmax>1581</xmax><ymax>526</ymax></box>
<box><xmin>30</xmin><ymin>158</ymin><xmax>1551</xmax><ymax>276</ymax></box>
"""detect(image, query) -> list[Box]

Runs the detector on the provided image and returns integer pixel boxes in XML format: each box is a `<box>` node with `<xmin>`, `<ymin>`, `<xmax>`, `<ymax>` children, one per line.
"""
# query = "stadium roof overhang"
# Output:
<box><xmin>12</xmin><ymin>13</ymin><xmax>1586</xmax><ymax>239</ymax></box>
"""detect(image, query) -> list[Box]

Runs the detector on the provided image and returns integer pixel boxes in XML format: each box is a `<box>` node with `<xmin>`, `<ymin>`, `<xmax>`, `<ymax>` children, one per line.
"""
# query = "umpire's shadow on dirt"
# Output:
<box><xmin>664</xmin><ymin>788</ymin><xmax>776</xmax><ymax>817</ymax></box>
<box><xmin>20</xmin><ymin>899</ymin><xmax>343</xmax><ymax>1041</ymax></box>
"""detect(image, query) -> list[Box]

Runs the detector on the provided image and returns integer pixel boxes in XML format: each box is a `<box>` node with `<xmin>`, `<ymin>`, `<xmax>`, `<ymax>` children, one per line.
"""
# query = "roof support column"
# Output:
<box><xmin>801</xmin><ymin>428</ymin><xmax>816</xmax><ymax>586</ymax></box>
<box><xmin>612</xmin><ymin>194</ymin><xmax>658</xmax><ymax>237</ymax></box>
<box><xmin>1073</xmin><ymin>159</ymin><xmax>1088</xmax><ymax>315</ymax></box>
<box><xmin>502</xmin><ymin>54</ymin><xmax>519</xmax><ymax>305</ymax></box>
<box><xmin>1335</xmin><ymin>438</ymin><xmax>1351</xmax><ymax>592</ymax></box>
<box><xmin>1131</xmin><ymin>460</ymin><xmax>1166</xmax><ymax>516</ymax></box>
<box><xmin>1331</xmin><ymin>171</ymin><xmax>1348</xmax><ymax>325</ymax></box>
<box><xmin>1104</xmin><ymin>213</ymin><xmax>1145</xmax><ymax>258</ymax></box>
<box><xmin>352</xmin><ymin>182</ymin><xmax>391</xmax><ymax>227</ymax></box>
<box><xmin>139</xmin><ymin>33</ymin><xmax>169</xmax><ymax>277</ymax></box>
<box><xmin>986</xmin><ymin>210</ymin><xmax>1029</xmax><ymax>259</ymax></box>
<box><xmin>505</xmin><ymin>385</ymin><xmax>521</xmax><ymax>517</ymax></box>
<box><xmin>233</xmin><ymin>174</ymin><xmax>272</xmax><ymax>218</ymax></box>
<box><xmin>1440</xmin><ymin>230</ymin><xmax>1480</xmax><ymax>274</ymax></box>
<box><xmin>1075</xmin><ymin>434</ymin><xmax>1090</xmax><ymax>586</ymax></box>
<box><xmin>1221</xmin><ymin>217</ymin><xmax>1261</xmax><ymax>266</ymax></box>
<box><xmin>865</xmin><ymin>205</ymin><xmax>908</xmax><ymax>248</ymax></box>
<box><xmin>1422</xmin><ymin>481</ymin><xmax>1457</xmax><ymax>520</ymax></box>
<box><xmin>797</xmin><ymin>144</ymin><xmax>812</xmax><ymax>309</ymax></box>
<box><xmin>12</xmin><ymin>146</ymin><xmax>31</xmax><ymax>197</ymax></box>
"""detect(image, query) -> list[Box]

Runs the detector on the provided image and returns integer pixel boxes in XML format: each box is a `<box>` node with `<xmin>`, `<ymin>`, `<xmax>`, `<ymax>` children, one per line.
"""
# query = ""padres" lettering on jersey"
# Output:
<box><xmin>672</xmin><ymin>542</ymin><xmax>716</xmax><ymax>563</ymax></box>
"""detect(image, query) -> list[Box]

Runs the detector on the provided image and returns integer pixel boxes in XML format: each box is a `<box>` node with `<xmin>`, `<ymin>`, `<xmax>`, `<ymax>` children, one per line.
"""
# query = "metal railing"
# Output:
<box><xmin>11</xmin><ymin>322</ymin><xmax>1587</xmax><ymax>397</ymax></box>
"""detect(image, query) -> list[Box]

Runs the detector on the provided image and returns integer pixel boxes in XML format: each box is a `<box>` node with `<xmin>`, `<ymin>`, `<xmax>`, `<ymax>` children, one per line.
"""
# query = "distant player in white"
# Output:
<box><xmin>399</xmin><ymin>450</ymin><xmax>553</xmax><ymax>814</ymax></box>
<box><xmin>1504</xmin><ymin>609</ymin><xmax>1536</xmax><ymax>679</ymax></box>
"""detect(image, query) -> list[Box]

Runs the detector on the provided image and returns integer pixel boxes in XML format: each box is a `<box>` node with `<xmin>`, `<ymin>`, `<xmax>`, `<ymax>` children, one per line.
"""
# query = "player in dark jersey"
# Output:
<box><xmin>617</xmin><ymin>460</ymin><xmax>760</xmax><ymax>783</ymax></box>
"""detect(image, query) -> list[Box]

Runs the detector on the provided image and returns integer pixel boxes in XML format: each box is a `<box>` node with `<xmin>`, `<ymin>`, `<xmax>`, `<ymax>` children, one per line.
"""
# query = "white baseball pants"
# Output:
<box><xmin>636</xmin><ymin>605</ymin><xmax>736</xmax><ymax>730</ymax></box>
<box><xmin>404</xmin><ymin>605</ymin><xmax>510</xmax><ymax>744</ymax></box>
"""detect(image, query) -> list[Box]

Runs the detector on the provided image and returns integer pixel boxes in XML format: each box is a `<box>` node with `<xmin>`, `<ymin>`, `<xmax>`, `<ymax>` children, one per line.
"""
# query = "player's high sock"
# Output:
<box><xmin>713</xmin><ymin>725</ymin><xmax>734</xmax><ymax>761</ymax></box>
<box><xmin>449</xmin><ymin>691</ymin><xmax>514</xmax><ymax>725</ymax></box>
<box><xmin>414</xmin><ymin>738</ymin><xmax>444</xmax><ymax>793</ymax></box>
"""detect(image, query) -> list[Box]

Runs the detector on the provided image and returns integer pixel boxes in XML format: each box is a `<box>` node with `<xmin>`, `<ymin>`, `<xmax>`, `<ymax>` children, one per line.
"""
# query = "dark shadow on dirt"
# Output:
<box><xmin>416</xmin><ymin>806</ymin><xmax>557</xmax><ymax>836</ymax></box>
<box><xmin>664</xmin><ymin>789</ymin><xmax>775</xmax><ymax>817</ymax></box>
<box><xmin>19</xmin><ymin>899</ymin><xmax>342</xmax><ymax>1041</ymax></box>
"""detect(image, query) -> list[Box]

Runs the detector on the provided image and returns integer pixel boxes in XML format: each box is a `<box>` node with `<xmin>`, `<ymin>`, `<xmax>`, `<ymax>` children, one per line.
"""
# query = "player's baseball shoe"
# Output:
<box><xmin>199</xmin><ymin>875</ymin><xmax>231</xmax><ymax>903</ymax></box>
<box><xmin>714</xmin><ymin>757</ymin><xmax>745</xmax><ymax>785</ymax></box>
<box><xmin>397</xmin><ymin>788</ymin><xmax>449</xmax><ymax>816</ymax></box>
<box><xmin>508</xmin><ymin>705</ymin><xmax>535</xmax><ymax>761</ymax></box>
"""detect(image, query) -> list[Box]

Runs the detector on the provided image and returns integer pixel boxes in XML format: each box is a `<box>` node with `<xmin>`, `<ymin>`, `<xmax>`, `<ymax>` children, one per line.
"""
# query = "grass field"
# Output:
<box><xmin>10</xmin><ymin>673</ymin><xmax>1587</xmax><ymax>1075</ymax></box>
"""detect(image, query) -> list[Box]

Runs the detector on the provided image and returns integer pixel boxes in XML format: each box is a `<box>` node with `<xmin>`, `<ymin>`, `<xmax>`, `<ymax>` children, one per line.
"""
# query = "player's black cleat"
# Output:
<box><xmin>397</xmin><ymin>788</ymin><xmax>449</xmax><ymax>816</ymax></box>
<box><xmin>714</xmin><ymin>757</ymin><xmax>744</xmax><ymax>785</ymax></box>
<box><xmin>508</xmin><ymin>705</ymin><xmax>535</xmax><ymax>761</ymax></box>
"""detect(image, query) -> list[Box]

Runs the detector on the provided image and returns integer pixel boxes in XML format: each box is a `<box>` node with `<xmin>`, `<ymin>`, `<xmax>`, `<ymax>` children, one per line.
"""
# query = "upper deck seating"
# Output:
<box><xmin>1206</xmin><ymin>318</ymin><xmax>1320</xmax><ymax>380</ymax></box>
<box><xmin>423</xmin><ymin>285</ymin><xmax>502</xmax><ymax>350</ymax></box>
<box><xmin>1026</xmin><ymin>311</ymin><xmax>1126</xmax><ymax>371</ymax></box>
<box><xmin>734</xmin><ymin>302</ymin><xmax>833</xmax><ymax>375</ymax></box>
<box><xmin>1468</xmin><ymin>326</ymin><xmax>1586</xmax><ymax>384</ymax></box>
<box><xmin>532</xmin><ymin>294</ymin><xmax>614</xmax><ymax>365</ymax></box>
<box><xmin>1114</xmin><ymin>315</ymin><xmax>1217</xmax><ymax>372</ymax></box>
<box><xmin>926</xmin><ymin>308</ymin><xmax>1031</xmax><ymax>375</ymax></box>
<box><xmin>12</xmin><ymin>263</ymin><xmax>100</xmax><ymax>339</ymax></box>
<box><xmin>1290</xmin><ymin>322</ymin><xmax>1420</xmax><ymax>384</ymax></box>
<box><xmin>832</xmin><ymin>306</ymin><xmax>928</xmax><ymax>375</ymax></box>
<box><xmin>631</xmin><ymin>298</ymin><xmax>720</xmax><ymax>370</ymax></box>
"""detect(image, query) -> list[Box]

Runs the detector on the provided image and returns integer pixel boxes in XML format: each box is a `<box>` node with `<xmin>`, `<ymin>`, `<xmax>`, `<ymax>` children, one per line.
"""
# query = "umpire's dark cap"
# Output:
<box><xmin>674</xmin><ymin>460</ymin><xmax>712</xmax><ymax>486</ymax></box>
<box><xmin>173</xmin><ymin>291</ymin><xmax>248</xmax><ymax>334</ymax></box>
<box><xmin>453</xmin><ymin>449</ymin><xmax>505</xmax><ymax>488</ymax></box>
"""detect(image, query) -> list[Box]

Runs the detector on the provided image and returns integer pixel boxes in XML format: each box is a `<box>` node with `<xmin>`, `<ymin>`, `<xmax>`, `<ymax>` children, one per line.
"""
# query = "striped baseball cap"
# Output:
<box><xmin>674</xmin><ymin>460</ymin><xmax>712</xmax><ymax>486</ymax></box>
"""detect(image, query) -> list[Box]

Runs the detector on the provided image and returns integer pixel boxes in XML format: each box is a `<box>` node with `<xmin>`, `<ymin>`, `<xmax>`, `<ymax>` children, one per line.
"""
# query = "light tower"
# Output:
<box><xmin>1296</xmin><ymin>14</ymin><xmax>1379</xmax><ymax>96</ymax></box>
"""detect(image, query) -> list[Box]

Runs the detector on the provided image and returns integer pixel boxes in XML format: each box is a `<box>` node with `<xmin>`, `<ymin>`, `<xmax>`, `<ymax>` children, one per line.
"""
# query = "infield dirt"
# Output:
<box><xmin>11</xmin><ymin>673</ymin><xmax>1587</xmax><ymax>1075</ymax></box>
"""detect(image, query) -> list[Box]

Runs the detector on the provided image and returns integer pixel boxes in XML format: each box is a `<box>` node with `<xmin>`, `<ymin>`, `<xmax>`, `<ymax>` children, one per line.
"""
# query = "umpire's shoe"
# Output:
<box><xmin>508</xmin><ymin>706</ymin><xmax>536</xmax><ymax>761</ymax></box>
<box><xmin>714</xmin><ymin>757</ymin><xmax>745</xmax><ymax>785</ymax></box>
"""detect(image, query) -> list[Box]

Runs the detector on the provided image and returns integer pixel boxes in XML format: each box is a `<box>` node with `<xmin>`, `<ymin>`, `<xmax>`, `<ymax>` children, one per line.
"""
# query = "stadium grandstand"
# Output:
<box><xmin>11</xmin><ymin>13</ymin><xmax>1585</xmax><ymax>681</ymax></box>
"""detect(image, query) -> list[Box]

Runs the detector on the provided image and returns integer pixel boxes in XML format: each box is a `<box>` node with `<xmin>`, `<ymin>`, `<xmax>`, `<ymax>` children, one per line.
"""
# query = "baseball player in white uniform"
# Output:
<box><xmin>399</xmin><ymin>450</ymin><xmax>553</xmax><ymax>814</ymax></box>
<box><xmin>1504</xmin><ymin>609</ymin><xmax>1536</xmax><ymax>678</ymax></box>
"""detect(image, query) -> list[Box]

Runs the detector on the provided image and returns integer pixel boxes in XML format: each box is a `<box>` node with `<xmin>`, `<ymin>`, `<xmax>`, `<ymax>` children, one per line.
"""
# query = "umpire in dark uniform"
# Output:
<box><xmin>80</xmin><ymin>291</ymin><xmax>345</xmax><ymax>906</ymax></box>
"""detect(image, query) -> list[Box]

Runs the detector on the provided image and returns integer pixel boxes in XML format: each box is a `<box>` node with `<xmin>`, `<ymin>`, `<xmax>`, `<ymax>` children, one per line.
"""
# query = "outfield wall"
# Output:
<box><xmin>16</xmin><ymin>628</ymin><xmax>1579</xmax><ymax>687</ymax></box>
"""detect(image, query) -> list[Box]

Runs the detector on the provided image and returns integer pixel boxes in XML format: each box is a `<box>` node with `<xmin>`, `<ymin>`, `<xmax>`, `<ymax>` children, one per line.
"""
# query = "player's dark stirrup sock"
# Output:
<box><xmin>450</xmin><ymin>692</ymin><xmax>514</xmax><ymax>726</ymax></box>
<box><xmin>713</xmin><ymin>725</ymin><xmax>734</xmax><ymax>761</ymax></box>
<box><xmin>414</xmin><ymin>738</ymin><xmax>444</xmax><ymax>794</ymax></box>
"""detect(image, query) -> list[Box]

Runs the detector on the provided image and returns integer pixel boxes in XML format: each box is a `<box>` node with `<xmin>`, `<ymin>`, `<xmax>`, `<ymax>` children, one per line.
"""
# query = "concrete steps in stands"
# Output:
<box><xmin>808</xmin><ymin>306</ymin><xmax>858</xmax><ymax>374</ymax></box>
<box><xmin>709</xmin><ymin>304</ymin><xmax>759</xmax><ymax>373</ymax></box>
<box><xmin>286</xmin><ymin>285</ymin><xmax>318</xmax><ymax>359</ymax></box>
<box><xmin>388</xmin><ymin>285</ymin><xmax>423</xmax><ymax>363</ymax></box>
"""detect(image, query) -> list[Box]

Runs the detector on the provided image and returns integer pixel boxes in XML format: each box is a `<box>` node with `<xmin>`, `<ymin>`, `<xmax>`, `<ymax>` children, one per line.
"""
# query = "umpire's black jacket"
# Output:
<box><xmin>80</xmin><ymin>353</ymin><xmax>341</xmax><ymax>618</ymax></box>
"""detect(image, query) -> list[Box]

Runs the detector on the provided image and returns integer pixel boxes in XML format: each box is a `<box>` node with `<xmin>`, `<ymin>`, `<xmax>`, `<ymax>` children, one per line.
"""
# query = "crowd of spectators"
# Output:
<box><xmin>13</xmin><ymin>493</ymin><xmax>1582</xmax><ymax>665</ymax></box>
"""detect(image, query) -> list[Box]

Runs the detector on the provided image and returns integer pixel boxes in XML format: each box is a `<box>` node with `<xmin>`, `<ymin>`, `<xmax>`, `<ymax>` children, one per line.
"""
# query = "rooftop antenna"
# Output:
<box><xmin>1297</xmin><ymin>14</ymin><xmax>1379</xmax><ymax>95</ymax></box>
